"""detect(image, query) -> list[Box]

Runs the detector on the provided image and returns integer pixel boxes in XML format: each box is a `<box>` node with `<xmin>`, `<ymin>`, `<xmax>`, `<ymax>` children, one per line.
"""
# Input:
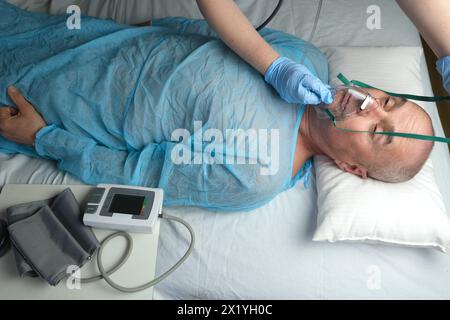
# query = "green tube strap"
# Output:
<box><xmin>337</xmin><ymin>73</ymin><xmax>450</xmax><ymax>102</ymax></box>
<box><xmin>325</xmin><ymin>74</ymin><xmax>450</xmax><ymax>144</ymax></box>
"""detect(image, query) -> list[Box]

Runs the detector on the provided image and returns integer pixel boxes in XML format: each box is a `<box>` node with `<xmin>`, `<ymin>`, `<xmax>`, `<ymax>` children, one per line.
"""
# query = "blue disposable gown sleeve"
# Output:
<box><xmin>34</xmin><ymin>124</ymin><xmax>288</xmax><ymax>211</ymax></box>
<box><xmin>34</xmin><ymin>124</ymin><xmax>165</xmax><ymax>187</ymax></box>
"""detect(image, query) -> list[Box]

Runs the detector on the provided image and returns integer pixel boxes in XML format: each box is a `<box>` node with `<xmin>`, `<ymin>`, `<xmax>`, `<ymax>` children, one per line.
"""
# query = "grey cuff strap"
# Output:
<box><xmin>6</xmin><ymin>188</ymin><xmax>100</xmax><ymax>286</ymax></box>
<box><xmin>0</xmin><ymin>220</ymin><xmax>10</xmax><ymax>258</ymax></box>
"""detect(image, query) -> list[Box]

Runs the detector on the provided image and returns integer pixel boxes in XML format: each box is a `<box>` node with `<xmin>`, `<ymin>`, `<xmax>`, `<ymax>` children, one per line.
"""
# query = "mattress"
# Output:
<box><xmin>2</xmin><ymin>0</ymin><xmax>450</xmax><ymax>299</ymax></box>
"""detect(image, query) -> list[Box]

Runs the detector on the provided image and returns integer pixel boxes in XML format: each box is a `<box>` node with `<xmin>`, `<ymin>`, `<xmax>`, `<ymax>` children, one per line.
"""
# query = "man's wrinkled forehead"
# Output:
<box><xmin>380</xmin><ymin>100</ymin><xmax>432</xmax><ymax>154</ymax></box>
<box><xmin>365</xmin><ymin>89</ymin><xmax>426</xmax><ymax>129</ymax></box>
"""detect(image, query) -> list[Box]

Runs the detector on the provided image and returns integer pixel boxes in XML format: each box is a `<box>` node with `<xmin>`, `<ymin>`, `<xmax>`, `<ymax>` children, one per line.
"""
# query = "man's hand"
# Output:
<box><xmin>0</xmin><ymin>86</ymin><xmax>47</xmax><ymax>146</ymax></box>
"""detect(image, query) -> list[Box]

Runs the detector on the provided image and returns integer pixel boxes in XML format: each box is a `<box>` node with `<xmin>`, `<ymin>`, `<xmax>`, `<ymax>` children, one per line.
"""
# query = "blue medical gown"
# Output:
<box><xmin>0</xmin><ymin>2</ymin><xmax>329</xmax><ymax>211</ymax></box>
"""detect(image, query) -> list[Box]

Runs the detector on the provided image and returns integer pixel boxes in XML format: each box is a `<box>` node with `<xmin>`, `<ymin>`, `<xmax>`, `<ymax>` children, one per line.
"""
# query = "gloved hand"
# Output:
<box><xmin>437</xmin><ymin>56</ymin><xmax>450</xmax><ymax>95</ymax></box>
<box><xmin>264</xmin><ymin>57</ymin><xmax>333</xmax><ymax>105</ymax></box>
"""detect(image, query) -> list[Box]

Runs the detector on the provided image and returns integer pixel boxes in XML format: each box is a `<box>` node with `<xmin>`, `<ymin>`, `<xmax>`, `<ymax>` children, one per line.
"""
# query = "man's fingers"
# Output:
<box><xmin>0</xmin><ymin>107</ymin><xmax>17</xmax><ymax>119</ymax></box>
<box><xmin>0</xmin><ymin>107</ymin><xmax>15</xmax><ymax>134</ymax></box>
<box><xmin>7</xmin><ymin>86</ymin><xmax>32</xmax><ymax>114</ymax></box>
<box><xmin>0</xmin><ymin>108</ymin><xmax>11</xmax><ymax>119</ymax></box>
<box><xmin>0</xmin><ymin>112</ymin><xmax>8</xmax><ymax>134</ymax></box>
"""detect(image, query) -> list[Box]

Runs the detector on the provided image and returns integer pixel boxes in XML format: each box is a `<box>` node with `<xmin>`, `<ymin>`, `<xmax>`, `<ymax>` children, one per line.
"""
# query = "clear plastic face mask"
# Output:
<box><xmin>314</xmin><ymin>73</ymin><xmax>450</xmax><ymax>144</ymax></box>
<box><xmin>314</xmin><ymin>85</ymin><xmax>380</xmax><ymax>122</ymax></box>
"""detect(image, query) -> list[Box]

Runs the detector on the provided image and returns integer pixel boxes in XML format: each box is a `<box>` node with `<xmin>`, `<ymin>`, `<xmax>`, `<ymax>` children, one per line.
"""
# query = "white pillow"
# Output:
<box><xmin>323</xmin><ymin>46</ymin><xmax>425</xmax><ymax>92</ymax></box>
<box><xmin>313</xmin><ymin>156</ymin><xmax>450</xmax><ymax>253</ymax></box>
<box><xmin>313</xmin><ymin>46</ymin><xmax>450</xmax><ymax>253</ymax></box>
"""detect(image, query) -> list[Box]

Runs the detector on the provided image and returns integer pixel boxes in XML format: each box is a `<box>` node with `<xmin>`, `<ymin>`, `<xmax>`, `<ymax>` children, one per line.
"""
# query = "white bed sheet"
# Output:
<box><xmin>2</xmin><ymin>0</ymin><xmax>450</xmax><ymax>299</ymax></box>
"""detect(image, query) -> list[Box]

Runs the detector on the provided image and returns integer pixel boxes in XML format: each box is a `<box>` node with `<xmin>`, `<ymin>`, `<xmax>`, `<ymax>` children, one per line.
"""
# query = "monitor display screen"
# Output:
<box><xmin>109</xmin><ymin>194</ymin><xmax>145</xmax><ymax>215</ymax></box>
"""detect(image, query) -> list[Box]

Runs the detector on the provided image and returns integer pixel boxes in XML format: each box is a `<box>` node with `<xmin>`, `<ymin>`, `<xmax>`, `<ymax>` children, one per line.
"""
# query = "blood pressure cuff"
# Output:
<box><xmin>5</xmin><ymin>188</ymin><xmax>100</xmax><ymax>286</ymax></box>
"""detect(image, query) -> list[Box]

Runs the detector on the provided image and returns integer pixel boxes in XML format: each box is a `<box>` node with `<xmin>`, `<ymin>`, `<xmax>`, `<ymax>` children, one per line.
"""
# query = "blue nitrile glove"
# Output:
<box><xmin>264</xmin><ymin>57</ymin><xmax>333</xmax><ymax>105</ymax></box>
<box><xmin>437</xmin><ymin>56</ymin><xmax>450</xmax><ymax>95</ymax></box>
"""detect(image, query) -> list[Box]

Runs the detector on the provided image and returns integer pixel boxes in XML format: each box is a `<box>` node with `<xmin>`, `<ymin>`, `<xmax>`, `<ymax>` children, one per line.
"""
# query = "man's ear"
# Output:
<box><xmin>334</xmin><ymin>160</ymin><xmax>369</xmax><ymax>179</ymax></box>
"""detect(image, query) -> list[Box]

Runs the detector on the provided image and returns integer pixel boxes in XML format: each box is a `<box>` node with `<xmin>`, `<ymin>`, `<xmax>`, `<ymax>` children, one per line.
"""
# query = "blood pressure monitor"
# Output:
<box><xmin>83</xmin><ymin>184</ymin><xmax>163</xmax><ymax>233</ymax></box>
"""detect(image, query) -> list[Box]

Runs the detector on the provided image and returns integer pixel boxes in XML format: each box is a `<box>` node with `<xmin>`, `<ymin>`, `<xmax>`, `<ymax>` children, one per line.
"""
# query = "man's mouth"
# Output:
<box><xmin>335</xmin><ymin>91</ymin><xmax>350</xmax><ymax>118</ymax></box>
<box><xmin>324</xmin><ymin>90</ymin><xmax>352</xmax><ymax>120</ymax></box>
<box><xmin>341</xmin><ymin>92</ymin><xmax>351</xmax><ymax>111</ymax></box>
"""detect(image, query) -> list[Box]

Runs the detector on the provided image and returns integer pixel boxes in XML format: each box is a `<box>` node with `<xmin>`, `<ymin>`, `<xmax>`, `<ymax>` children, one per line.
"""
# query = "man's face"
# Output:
<box><xmin>314</xmin><ymin>88</ymin><xmax>433</xmax><ymax>178</ymax></box>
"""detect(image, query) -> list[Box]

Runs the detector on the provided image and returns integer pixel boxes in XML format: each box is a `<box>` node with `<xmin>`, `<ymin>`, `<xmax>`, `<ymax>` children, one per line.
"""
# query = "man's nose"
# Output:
<box><xmin>357</xmin><ymin>97</ymin><xmax>385</xmax><ymax>119</ymax></box>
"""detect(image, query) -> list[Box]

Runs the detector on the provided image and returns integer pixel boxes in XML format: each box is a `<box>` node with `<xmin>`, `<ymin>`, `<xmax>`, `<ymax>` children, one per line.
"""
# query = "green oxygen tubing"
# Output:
<box><xmin>323</xmin><ymin>73</ymin><xmax>450</xmax><ymax>144</ymax></box>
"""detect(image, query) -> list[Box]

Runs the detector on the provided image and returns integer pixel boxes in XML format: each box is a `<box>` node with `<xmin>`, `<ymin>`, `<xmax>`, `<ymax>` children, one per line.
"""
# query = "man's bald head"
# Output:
<box><xmin>309</xmin><ymin>88</ymin><xmax>435</xmax><ymax>183</ymax></box>
<box><xmin>363</xmin><ymin>105</ymin><xmax>434</xmax><ymax>183</ymax></box>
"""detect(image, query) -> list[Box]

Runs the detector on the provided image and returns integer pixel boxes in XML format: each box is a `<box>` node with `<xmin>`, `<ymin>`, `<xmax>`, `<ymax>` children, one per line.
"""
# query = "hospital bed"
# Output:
<box><xmin>2</xmin><ymin>0</ymin><xmax>450</xmax><ymax>299</ymax></box>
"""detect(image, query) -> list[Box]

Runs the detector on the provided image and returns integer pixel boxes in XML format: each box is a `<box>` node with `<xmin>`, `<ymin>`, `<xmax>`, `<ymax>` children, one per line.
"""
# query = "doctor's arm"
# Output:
<box><xmin>196</xmin><ymin>0</ymin><xmax>332</xmax><ymax>104</ymax></box>
<box><xmin>197</xmin><ymin>0</ymin><xmax>278</xmax><ymax>75</ymax></box>
<box><xmin>396</xmin><ymin>0</ymin><xmax>450</xmax><ymax>94</ymax></box>
<box><xmin>396</xmin><ymin>0</ymin><xmax>450</xmax><ymax>59</ymax></box>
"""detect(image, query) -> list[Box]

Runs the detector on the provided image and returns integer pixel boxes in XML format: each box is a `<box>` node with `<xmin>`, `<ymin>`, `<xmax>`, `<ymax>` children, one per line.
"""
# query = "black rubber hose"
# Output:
<box><xmin>256</xmin><ymin>0</ymin><xmax>284</xmax><ymax>31</ymax></box>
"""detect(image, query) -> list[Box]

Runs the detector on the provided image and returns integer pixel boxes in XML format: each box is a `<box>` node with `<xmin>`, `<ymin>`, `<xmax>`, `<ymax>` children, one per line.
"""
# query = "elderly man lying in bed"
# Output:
<box><xmin>0</xmin><ymin>6</ymin><xmax>434</xmax><ymax>211</ymax></box>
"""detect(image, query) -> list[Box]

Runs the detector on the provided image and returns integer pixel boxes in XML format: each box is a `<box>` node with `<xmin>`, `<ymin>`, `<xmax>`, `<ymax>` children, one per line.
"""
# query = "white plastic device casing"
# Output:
<box><xmin>83</xmin><ymin>184</ymin><xmax>163</xmax><ymax>234</ymax></box>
